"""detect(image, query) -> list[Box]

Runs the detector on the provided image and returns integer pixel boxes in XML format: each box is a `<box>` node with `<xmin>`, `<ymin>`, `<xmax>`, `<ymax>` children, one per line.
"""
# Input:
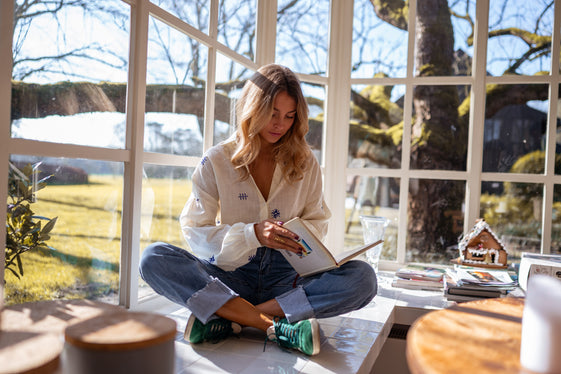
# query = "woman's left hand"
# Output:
<box><xmin>254</xmin><ymin>219</ymin><xmax>303</xmax><ymax>255</ymax></box>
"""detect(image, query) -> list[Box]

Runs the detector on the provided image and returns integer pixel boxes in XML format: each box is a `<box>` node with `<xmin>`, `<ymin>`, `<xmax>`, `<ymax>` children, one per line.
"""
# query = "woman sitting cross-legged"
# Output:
<box><xmin>139</xmin><ymin>64</ymin><xmax>377</xmax><ymax>356</ymax></box>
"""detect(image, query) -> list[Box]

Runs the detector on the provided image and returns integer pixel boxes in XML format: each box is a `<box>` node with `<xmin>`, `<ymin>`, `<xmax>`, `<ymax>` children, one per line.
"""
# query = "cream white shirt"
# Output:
<box><xmin>180</xmin><ymin>140</ymin><xmax>331</xmax><ymax>271</ymax></box>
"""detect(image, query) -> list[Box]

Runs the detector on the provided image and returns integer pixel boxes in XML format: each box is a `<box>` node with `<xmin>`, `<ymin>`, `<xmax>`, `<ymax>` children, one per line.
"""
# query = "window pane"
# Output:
<box><xmin>351</xmin><ymin>0</ymin><xmax>408</xmax><ymax>78</ymax></box>
<box><xmin>145</xmin><ymin>16</ymin><xmax>208</xmax><ymax>156</ymax></box>
<box><xmin>552</xmin><ymin>185</ymin><xmax>561</xmax><ymax>255</ymax></box>
<box><xmin>140</xmin><ymin>164</ymin><xmax>194</xmax><ymax>246</ymax></box>
<box><xmin>483</xmin><ymin>84</ymin><xmax>548</xmax><ymax>173</ymax></box>
<box><xmin>11</xmin><ymin>2</ymin><xmax>130</xmax><ymax>148</ymax></box>
<box><xmin>352</xmin><ymin>0</ymin><xmax>475</xmax><ymax>78</ymax></box>
<box><xmin>149</xmin><ymin>0</ymin><xmax>209</xmax><ymax>34</ymax></box>
<box><xmin>481</xmin><ymin>181</ymin><xmax>543</xmax><ymax>263</ymax></box>
<box><xmin>349</xmin><ymin>84</ymin><xmax>405</xmax><ymax>168</ymax></box>
<box><xmin>345</xmin><ymin>175</ymin><xmax>399</xmax><ymax>262</ymax></box>
<box><xmin>5</xmin><ymin>156</ymin><xmax>123</xmax><ymax>305</ymax></box>
<box><xmin>218</xmin><ymin>0</ymin><xmax>256</xmax><ymax>61</ymax></box>
<box><xmin>214</xmin><ymin>54</ymin><xmax>254</xmax><ymax>146</ymax></box>
<box><xmin>138</xmin><ymin>164</ymin><xmax>194</xmax><ymax>299</ymax></box>
<box><xmin>414</xmin><ymin>0</ymin><xmax>475</xmax><ymax>77</ymax></box>
<box><xmin>407</xmin><ymin>179</ymin><xmax>465</xmax><ymax>264</ymax></box>
<box><xmin>276</xmin><ymin>0</ymin><xmax>329</xmax><ymax>75</ymax></box>
<box><xmin>556</xmin><ymin>84</ymin><xmax>561</xmax><ymax>176</ymax></box>
<box><xmin>12</xmin><ymin>112</ymin><xmax>127</xmax><ymax>149</ymax></box>
<box><xmin>448</xmin><ymin>0</ymin><xmax>476</xmax><ymax>76</ymax></box>
<box><xmin>487</xmin><ymin>0</ymin><xmax>553</xmax><ymax>76</ymax></box>
<box><xmin>410</xmin><ymin>85</ymin><xmax>469</xmax><ymax>171</ymax></box>
<box><xmin>302</xmin><ymin>82</ymin><xmax>325</xmax><ymax>161</ymax></box>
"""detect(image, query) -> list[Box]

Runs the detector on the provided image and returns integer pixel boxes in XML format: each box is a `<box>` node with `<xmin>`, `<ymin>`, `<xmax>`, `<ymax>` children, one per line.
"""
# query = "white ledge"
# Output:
<box><xmin>162</xmin><ymin>272</ymin><xmax>451</xmax><ymax>374</ymax></box>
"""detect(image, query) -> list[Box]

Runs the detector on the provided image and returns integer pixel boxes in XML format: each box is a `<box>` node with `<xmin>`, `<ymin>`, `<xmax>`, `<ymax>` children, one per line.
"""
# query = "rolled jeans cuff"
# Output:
<box><xmin>275</xmin><ymin>285</ymin><xmax>314</xmax><ymax>323</ymax></box>
<box><xmin>186</xmin><ymin>277</ymin><xmax>238</xmax><ymax>324</ymax></box>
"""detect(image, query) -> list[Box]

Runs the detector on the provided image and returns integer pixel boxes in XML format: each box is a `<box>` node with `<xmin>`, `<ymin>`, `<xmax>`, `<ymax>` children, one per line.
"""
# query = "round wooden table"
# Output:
<box><xmin>406</xmin><ymin>297</ymin><xmax>534</xmax><ymax>374</ymax></box>
<box><xmin>0</xmin><ymin>299</ymin><xmax>124</xmax><ymax>374</ymax></box>
<box><xmin>64</xmin><ymin>310</ymin><xmax>176</xmax><ymax>374</ymax></box>
<box><xmin>0</xmin><ymin>299</ymin><xmax>176</xmax><ymax>374</ymax></box>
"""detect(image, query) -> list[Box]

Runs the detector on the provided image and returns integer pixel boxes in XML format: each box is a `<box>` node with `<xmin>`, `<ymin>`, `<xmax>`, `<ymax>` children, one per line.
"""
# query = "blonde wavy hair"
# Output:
<box><xmin>231</xmin><ymin>64</ymin><xmax>312</xmax><ymax>183</ymax></box>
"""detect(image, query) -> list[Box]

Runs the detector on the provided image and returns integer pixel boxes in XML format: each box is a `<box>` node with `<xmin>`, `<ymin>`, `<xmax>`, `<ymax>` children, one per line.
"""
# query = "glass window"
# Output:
<box><xmin>410</xmin><ymin>85</ymin><xmax>469</xmax><ymax>171</ymax></box>
<box><xmin>351</xmin><ymin>0</ymin><xmax>408</xmax><ymax>78</ymax></box>
<box><xmin>11</xmin><ymin>2</ymin><xmax>130</xmax><ymax>148</ymax></box>
<box><xmin>407</xmin><ymin>178</ymin><xmax>465</xmax><ymax>264</ymax></box>
<box><xmin>5</xmin><ymin>156</ymin><xmax>123</xmax><ymax>305</ymax></box>
<box><xmin>145</xmin><ymin>16</ymin><xmax>208</xmax><ymax>156</ymax></box>
<box><xmin>487</xmin><ymin>0</ymin><xmax>553</xmax><ymax>76</ymax></box>
<box><xmin>140</xmin><ymin>164</ymin><xmax>194</xmax><ymax>247</ymax></box>
<box><xmin>213</xmin><ymin>54</ymin><xmax>254</xmax><ymax>146</ymax></box>
<box><xmin>448</xmin><ymin>0</ymin><xmax>476</xmax><ymax>76</ymax></box>
<box><xmin>302</xmin><ymin>82</ymin><xmax>326</xmax><ymax>161</ymax></box>
<box><xmin>138</xmin><ymin>164</ymin><xmax>194</xmax><ymax>299</ymax></box>
<box><xmin>556</xmin><ymin>84</ymin><xmax>561</xmax><ymax>175</ymax></box>
<box><xmin>481</xmin><ymin>181</ymin><xmax>543</xmax><ymax>261</ymax></box>
<box><xmin>345</xmin><ymin>175</ymin><xmax>399</xmax><ymax>261</ymax></box>
<box><xmin>149</xmin><ymin>0</ymin><xmax>209</xmax><ymax>34</ymax></box>
<box><xmin>218</xmin><ymin>0</ymin><xmax>257</xmax><ymax>61</ymax></box>
<box><xmin>483</xmin><ymin>84</ymin><xmax>548</xmax><ymax>173</ymax></box>
<box><xmin>552</xmin><ymin>185</ymin><xmax>561</xmax><ymax>255</ymax></box>
<box><xmin>275</xmin><ymin>0</ymin><xmax>329</xmax><ymax>75</ymax></box>
<box><xmin>414</xmin><ymin>1</ymin><xmax>474</xmax><ymax>77</ymax></box>
<box><xmin>6</xmin><ymin>0</ymin><xmax>561</xmax><ymax>308</ymax></box>
<box><xmin>348</xmin><ymin>84</ymin><xmax>405</xmax><ymax>168</ymax></box>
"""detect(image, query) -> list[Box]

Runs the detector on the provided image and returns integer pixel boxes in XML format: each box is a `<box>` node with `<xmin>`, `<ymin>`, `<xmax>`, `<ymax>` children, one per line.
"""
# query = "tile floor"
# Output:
<box><xmin>165</xmin><ymin>273</ymin><xmax>450</xmax><ymax>374</ymax></box>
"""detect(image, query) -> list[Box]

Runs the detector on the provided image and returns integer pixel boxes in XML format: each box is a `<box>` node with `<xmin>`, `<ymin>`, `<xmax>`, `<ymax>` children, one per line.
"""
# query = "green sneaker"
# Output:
<box><xmin>184</xmin><ymin>315</ymin><xmax>242</xmax><ymax>344</ymax></box>
<box><xmin>268</xmin><ymin>317</ymin><xmax>320</xmax><ymax>356</ymax></box>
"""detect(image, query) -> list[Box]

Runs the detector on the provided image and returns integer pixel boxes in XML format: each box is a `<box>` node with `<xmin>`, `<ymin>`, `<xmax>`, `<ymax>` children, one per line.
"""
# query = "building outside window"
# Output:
<box><xmin>1</xmin><ymin>0</ymin><xmax>560</xmax><ymax>308</ymax></box>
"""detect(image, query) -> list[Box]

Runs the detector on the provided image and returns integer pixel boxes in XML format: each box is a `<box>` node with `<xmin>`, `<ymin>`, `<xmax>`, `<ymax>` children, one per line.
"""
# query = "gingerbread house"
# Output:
<box><xmin>457</xmin><ymin>220</ymin><xmax>508</xmax><ymax>268</ymax></box>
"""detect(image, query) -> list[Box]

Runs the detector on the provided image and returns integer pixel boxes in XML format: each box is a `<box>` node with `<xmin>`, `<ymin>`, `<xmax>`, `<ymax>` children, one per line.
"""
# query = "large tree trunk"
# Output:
<box><xmin>408</xmin><ymin>0</ymin><xmax>464</xmax><ymax>254</ymax></box>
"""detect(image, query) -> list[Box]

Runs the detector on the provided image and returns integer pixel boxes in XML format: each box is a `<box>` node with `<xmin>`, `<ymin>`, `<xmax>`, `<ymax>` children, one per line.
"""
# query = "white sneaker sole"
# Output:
<box><xmin>308</xmin><ymin>318</ymin><xmax>320</xmax><ymax>355</ymax></box>
<box><xmin>183</xmin><ymin>314</ymin><xmax>197</xmax><ymax>341</ymax></box>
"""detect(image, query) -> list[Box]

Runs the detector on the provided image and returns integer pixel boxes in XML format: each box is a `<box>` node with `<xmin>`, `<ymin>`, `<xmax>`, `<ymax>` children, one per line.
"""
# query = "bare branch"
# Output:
<box><xmin>505</xmin><ymin>41</ymin><xmax>551</xmax><ymax>74</ymax></box>
<box><xmin>450</xmin><ymin>9</ymin><xmax>474</xmax><ymax>46</ymax></box>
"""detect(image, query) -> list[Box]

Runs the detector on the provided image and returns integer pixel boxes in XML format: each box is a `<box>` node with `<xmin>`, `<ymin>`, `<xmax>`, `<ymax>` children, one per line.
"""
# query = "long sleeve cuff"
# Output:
<box><xmin>244</xmin><ymin>223</ymin><xmax>262</xmax><ymax>250</ymax></box>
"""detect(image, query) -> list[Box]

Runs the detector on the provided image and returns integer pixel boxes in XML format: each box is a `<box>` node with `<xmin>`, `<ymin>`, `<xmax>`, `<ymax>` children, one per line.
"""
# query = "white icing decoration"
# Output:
<box><xmin>465</xmin><ymin>247</ymin><xmax>502</xmax><ymax>264</ymax></box>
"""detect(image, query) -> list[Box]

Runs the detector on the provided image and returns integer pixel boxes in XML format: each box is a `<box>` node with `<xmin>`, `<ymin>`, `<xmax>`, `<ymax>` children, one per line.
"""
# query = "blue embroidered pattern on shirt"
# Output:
<box><xmin>200</xmin><ymin>156</ymin><xmax>209</xmax><ymax>166</ymax></box>
<box><xmin>209</xmin><ymin>255</ymin><xmax>215</xmax><ymax>263</ymax></box>
<box><xmin>238</xmin><ymin>192</ymin><xmax>248</xmax><ymax>200</ymax></box>
<box><xmin>271</xmin><ymin>208</ymin><xmax>281</xmax><ymax>219</ymax></box>
<box><xmin>248</xmin><ymin>253</ymin><xmax>256</xmax><ymax>262</ymax></box>
<box><xmin>193</xmin><ymin>192</ymin><xmax>200</xmax><ymax>202</ymax></box>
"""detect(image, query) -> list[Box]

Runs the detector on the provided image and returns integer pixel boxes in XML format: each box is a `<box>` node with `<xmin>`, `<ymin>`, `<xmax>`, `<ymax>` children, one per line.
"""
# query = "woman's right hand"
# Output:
<box><xmin>254</xmin><ymin>219</ymin><xmax>303</xmax><ymax>255</ymax></box>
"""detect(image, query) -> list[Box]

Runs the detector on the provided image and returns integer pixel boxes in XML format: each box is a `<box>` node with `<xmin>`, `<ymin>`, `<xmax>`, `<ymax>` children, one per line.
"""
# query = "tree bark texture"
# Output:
<box><xmin>408</xmin><ymin>0</ymin><xmax>465</xmax><ymax>254</ymax></box>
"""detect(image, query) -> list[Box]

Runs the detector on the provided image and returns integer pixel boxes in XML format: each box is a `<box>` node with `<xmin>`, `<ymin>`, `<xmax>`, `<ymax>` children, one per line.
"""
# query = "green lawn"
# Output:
<box><xmin>4</xmin><ymin>175</ymin><xmax>191</xmax><ymax>305</ymax></box>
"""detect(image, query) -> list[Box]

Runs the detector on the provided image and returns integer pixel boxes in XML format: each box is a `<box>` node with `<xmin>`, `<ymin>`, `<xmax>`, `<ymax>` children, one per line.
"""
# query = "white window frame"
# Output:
<box><xmin>1</xmin><ymin>0</ymin><xmax>561</xmax><ymax>309</ymax></box>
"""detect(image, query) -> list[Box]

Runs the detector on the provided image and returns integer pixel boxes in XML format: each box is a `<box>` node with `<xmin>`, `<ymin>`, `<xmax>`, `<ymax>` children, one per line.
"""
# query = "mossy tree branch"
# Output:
<box><xmin>369</xmin><ymin>0</ymin><xmax>408</xmax><ymax>31</ymax></box>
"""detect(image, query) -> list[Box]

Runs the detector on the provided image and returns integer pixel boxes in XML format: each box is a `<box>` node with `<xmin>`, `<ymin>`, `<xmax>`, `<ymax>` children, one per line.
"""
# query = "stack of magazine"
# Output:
<box><xmin>444</xmin><ymin>265</ymin><xmax>518</xmax><ymax>302</ymax></box>
<box><xmin>391</xmin><ymin>264</ymin><xmax>447</xmax><ymax>291</ymax></box>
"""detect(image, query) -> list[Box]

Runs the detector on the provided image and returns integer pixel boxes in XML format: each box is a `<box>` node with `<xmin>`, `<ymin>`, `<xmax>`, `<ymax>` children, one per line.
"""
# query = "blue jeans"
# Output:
<box><xmin>139</xmin><ymin>242</ymin><xmax>377</xmax><ymax>324</ymax></box>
